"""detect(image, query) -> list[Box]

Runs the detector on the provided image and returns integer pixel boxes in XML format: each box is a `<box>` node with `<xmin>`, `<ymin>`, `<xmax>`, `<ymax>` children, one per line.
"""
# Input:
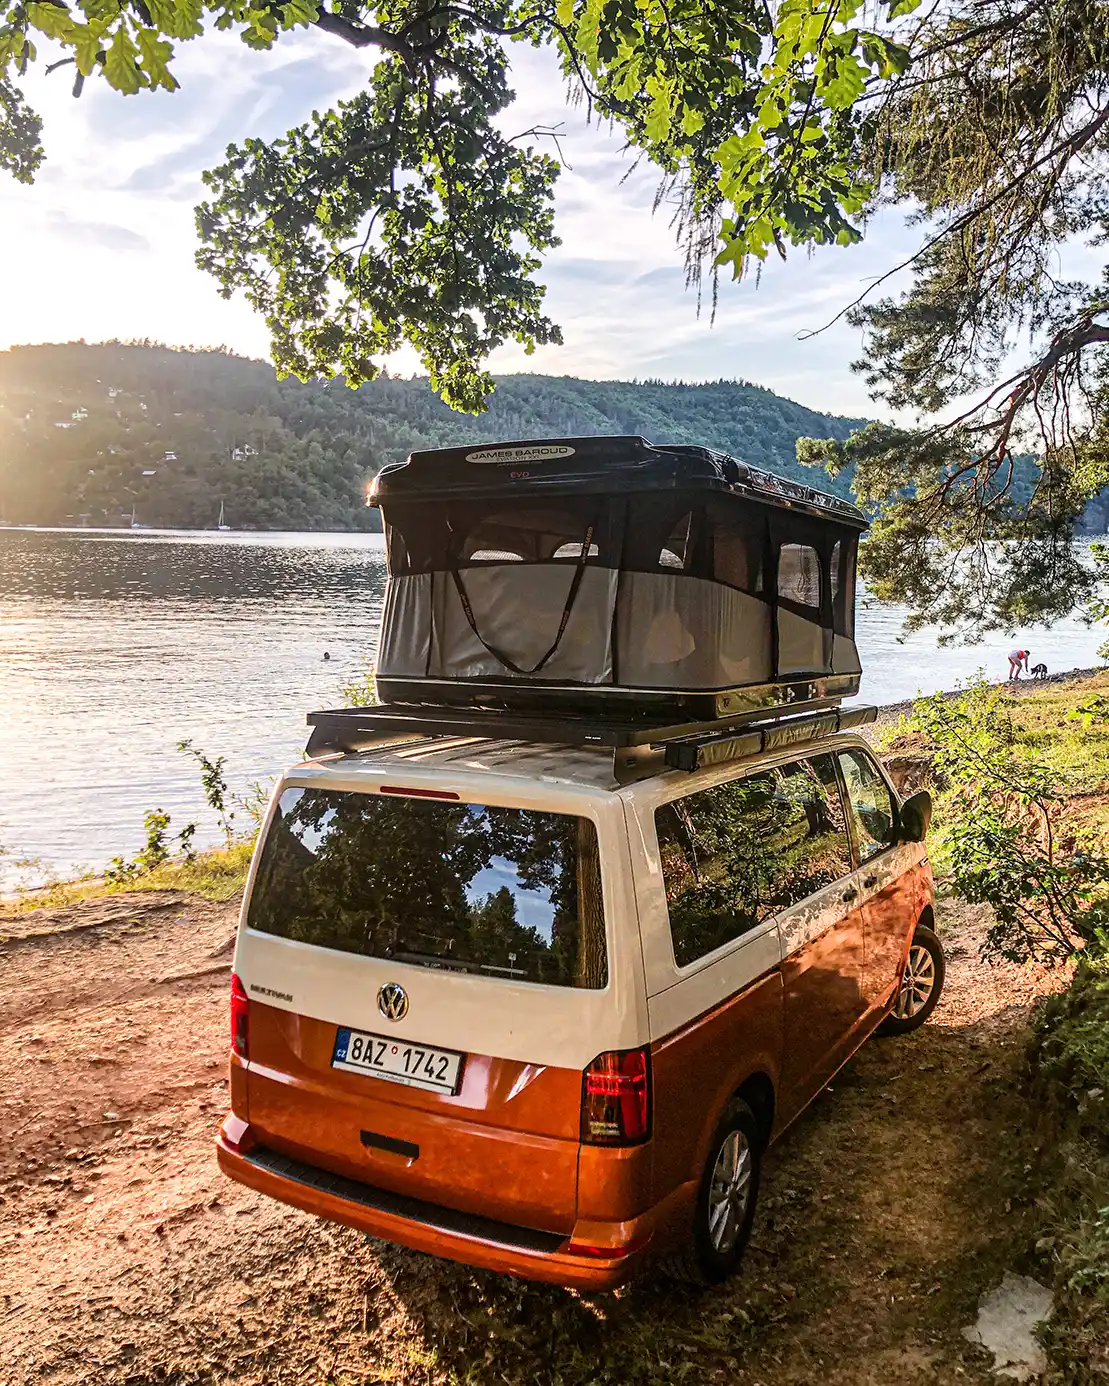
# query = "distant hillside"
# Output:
<box><xmin>0</xmin><ymin>342</ymin><xmax>868</xmax><ymax>530</ymax></box>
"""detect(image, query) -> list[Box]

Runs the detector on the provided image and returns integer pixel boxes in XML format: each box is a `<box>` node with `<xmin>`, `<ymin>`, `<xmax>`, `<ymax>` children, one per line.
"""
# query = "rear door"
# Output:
<box><xmin>233</xmin><ymin>777</ymin><xmax>642</xmax><ymax>1235</ymax></box>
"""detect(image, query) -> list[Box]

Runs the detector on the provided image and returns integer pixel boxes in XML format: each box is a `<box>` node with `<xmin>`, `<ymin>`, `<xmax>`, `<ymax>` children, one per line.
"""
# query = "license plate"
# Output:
<box><xmin>332</xmin><ymin>1027</ymin><xmax>464</xmax><ymax>1095</ymax></box>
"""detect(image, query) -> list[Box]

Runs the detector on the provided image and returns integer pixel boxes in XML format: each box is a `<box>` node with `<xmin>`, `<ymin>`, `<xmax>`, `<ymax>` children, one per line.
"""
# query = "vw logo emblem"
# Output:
<box><xmin>377</xmin><ymin>982</ymin><xmax>409</xmax><ymax>1022</ymax></box>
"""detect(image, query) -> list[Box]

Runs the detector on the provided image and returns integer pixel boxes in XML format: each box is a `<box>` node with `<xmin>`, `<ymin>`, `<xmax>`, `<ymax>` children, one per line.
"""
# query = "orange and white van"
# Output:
<box><xmin>217</xmin><ymin>727</ymin><xmax>939</xmax><ymax>1288</ymax></box>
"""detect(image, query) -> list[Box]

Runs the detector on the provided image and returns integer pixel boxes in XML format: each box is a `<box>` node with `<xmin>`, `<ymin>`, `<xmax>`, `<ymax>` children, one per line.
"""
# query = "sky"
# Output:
<box><xmin>3</xmin><ymin>25</ymin><xmax>930</xmax><ymax>418</ymax></box>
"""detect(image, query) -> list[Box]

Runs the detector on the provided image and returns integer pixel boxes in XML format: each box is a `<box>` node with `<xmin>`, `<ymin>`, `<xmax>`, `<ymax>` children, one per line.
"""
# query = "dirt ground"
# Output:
<box><xmin>0</xmin><ymin>890</ymin><xmax>1074</xmax><ymax>1386</ymax></box>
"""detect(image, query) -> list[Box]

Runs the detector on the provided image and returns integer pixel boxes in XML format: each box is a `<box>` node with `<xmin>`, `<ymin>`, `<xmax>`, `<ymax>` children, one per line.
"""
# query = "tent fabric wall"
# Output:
<box><xmin>427</xmin><ymin>565</ymin><xmax>618</xmax><ymax>683</ymax></box>
<box><xmin>776</xmin><ymin>607</ymin><xmax>830</xmax><ymax>678</ymax></box>
<box><xmin>832</xmin><ymin>633</ymin><xmax>863</xmax><ymax>676</ymax></box>
<box><xmin>377</xmin><ymin>573</ymin><xmax>432</xmax><ymax>677</ymax></box>
<box><xmin>614</xmin><ymin>573</ymin><xmax>772</xmax><ymax>689</ymax></box>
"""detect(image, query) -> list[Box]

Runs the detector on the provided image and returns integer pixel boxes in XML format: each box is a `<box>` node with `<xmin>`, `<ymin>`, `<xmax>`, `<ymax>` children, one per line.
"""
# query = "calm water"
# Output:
<box><xmin>1</xmin><ymin>528</ymin><xmax>1105</xmax><ymax>888</ymax></box>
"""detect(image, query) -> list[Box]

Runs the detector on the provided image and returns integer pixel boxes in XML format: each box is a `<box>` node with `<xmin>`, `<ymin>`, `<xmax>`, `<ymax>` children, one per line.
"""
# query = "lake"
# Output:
<box><xmin>1</xmin><ymin>527</ymin><xmax>1105</xmax><ymax>889</ymax></box>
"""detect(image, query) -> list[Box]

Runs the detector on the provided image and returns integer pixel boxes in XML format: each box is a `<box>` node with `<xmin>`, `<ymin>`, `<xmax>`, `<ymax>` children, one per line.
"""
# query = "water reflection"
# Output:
<box><xmin>0</xmin><ymin>528</ymin><xmax>1105</xmax><ymax>887</ymax></box>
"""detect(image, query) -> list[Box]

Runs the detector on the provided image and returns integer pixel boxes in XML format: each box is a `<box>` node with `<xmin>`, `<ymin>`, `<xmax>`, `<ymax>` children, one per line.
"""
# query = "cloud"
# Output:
<box><xmin>44</xmin><ymin>211</ymin><xmax>149</xmax><ymax>253</ymax></box>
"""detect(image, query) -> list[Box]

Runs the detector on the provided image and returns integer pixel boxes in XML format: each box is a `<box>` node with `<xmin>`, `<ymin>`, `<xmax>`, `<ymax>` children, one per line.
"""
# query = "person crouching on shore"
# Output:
<box><xmin>1008</xmin><ymin>648</ymin><xmax>1030</xmax><ymax>680</ymax></box>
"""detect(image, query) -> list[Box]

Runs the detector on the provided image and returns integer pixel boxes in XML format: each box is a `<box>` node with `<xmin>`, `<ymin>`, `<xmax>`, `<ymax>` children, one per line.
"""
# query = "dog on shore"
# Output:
<box><xmin>1031</xmin><ymin>662</ymin><xmax>1048</xmax><ymax>679</ymax></box>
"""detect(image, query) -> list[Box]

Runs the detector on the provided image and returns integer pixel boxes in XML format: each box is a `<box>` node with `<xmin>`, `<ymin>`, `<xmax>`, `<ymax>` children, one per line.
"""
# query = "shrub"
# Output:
<box><xmin>909</xmin><ymin>681</ymin><xmax>1109</xmax><ymax>963</ymax></box>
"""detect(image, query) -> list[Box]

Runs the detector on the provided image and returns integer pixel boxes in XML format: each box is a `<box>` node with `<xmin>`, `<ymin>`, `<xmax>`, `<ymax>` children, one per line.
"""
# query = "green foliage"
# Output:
<box><xmin>128</xmin><ymin>837</ymin><xmax>255</xmax><ymax>899</ymax></box>
<box><xmin>906</xmin><ymin>679</ymin><xmax>1109</xmax><ymax>963</ymax></box>
<box><xmin>1085</xmin><ymin>542</ymin><xmax>1109</xmax><ymax>661</ymax></box>
<box><xmin>789</xmin><ymin>0</ymin><xmax>1109</xmax><ymax>636</ymax></box>
<box><xmin>8</xmin><ymin>0</ymin><xmax>1109</xmax><ymax>632</ymax></box>
<box><xmin>102</xmin><ymin>738</ymin><xmax>246</xmax><ymax>884</ymax></box>
<box><xmin>799</xmin><ymin>424</ymin><xmax>1105</xmax><ymax>638</ymax></box>
<box><xmin>0</xmin><ymin>341</ymin><xmax>865</xmax><ymax>528</ymax></box>
<box><xmin>0</xmin><ymin>77</ymin><xmax>42</xmax><ymax>182</ymax></box>
<box><xmin>178</xmin><ymin>737</ymin><xmax>235</xmax><ymax>845</ymax></box>
<box><xmin>1028</xmin><ymin>944</ymin><xmax>1109</xmax><ymax>1376</ymax></box>
<box><xmin>340</xmin><ymin>661</ymin><xmax>378</xmax><ymax>707</ymax></box>
<box><xmin>197</xmin><ymin>42</ymin><xmax>561</xmax><ymax>409</ymax></box>
<box><xmin>105</xmin><ymin>807</ymin><xmax>174</xmax><ymax>881</ymax></box>
<box><xmin>1033</xmin><ymin>946</ymin><xmax>1109</xmax><ymax>1112</ymax></box>
<box><xmin>178</xmin><ymin>819</ymin><xmax>198</xmax><ymax>861</ymax></box>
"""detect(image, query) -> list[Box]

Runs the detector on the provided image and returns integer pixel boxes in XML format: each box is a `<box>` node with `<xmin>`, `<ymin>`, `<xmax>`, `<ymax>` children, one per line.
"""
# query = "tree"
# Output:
<box><xmin>794</xmin><ymin>0</ymin><xmax>1109</xmax><ymax>636</ymax></box>
<box><xmin>1</xmin><ymin>0</ymin><xmax>913</xmax><ymax>414</ymax></box>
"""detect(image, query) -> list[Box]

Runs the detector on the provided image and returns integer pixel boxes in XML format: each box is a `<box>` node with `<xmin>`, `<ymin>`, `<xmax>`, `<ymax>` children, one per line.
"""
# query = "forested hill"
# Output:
<box><xmin>0</xmin><ymin>341</ymin><xmax>867</xmax><ymax>530</ymax></box>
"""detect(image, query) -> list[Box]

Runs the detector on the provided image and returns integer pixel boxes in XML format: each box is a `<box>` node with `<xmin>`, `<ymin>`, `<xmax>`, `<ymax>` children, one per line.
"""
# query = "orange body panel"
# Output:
<box><xmin>863</xmin><ymin>860</ymin><xmax>933</xmax><ymax>1009</ymax></box>
<box><xmin>216</xmin><ymin>1124</ymin><xmax>655</xmax><ymax>1289</ymax></box>
<box><xmin>241</xmin><ymin>1003</ymin><xmax>583</xmax><ymax>1234</ymax></box>
<box><xmin>649</xmin><ymin>970</ymin><xmax>783</xmax><ymax>1199</ymax></box>
<box><xmin>777</xmin><ymin>900</ymin><xmax>868</xmax><ymax>1122</ymax></box>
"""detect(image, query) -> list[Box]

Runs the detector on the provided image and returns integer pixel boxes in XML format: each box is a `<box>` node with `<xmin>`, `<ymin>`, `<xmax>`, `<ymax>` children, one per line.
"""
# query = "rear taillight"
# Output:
<box><xmin>581</xmin><ymin>1048</ymin><xmax>651</xmax><ymax>1145</ymax></box>
<box><xmin>230</xmin><ymin>972</ymin><xmax>249</xmax><ymax>1060</ymax></box>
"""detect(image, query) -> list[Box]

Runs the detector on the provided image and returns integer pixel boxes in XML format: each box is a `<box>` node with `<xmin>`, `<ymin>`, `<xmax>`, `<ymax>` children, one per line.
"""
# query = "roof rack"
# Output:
<box><xmin>304</xmin><ymin>701</ymin><xmax>877</xmax><ymax>782</ymax></box>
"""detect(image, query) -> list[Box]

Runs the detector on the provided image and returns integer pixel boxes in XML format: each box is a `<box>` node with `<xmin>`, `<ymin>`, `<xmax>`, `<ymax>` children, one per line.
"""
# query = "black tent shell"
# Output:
<box><xmin>369</xmin><ymin>436</ymin><xmax>867</xmax><ymax>723</ymax></box>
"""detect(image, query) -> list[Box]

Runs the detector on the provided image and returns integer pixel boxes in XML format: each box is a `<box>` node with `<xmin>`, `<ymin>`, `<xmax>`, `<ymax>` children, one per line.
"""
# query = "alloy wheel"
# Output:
<box><xmin>894</xmin><ymin>941</ymin><xmax>936</xmax><ymax>1020</ymax></box>
<box><xmin>707</xmin><ymin>1129</ymin><xmax>753</xmax><ymax>1254</ymax></box>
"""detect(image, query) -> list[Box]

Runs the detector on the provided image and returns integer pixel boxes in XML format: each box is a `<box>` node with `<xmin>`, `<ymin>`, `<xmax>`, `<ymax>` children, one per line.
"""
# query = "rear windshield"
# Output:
<box><xmin>248</xmin><ymin>788</ymin><xmax>608</xmax><ymax>989</ymax></box>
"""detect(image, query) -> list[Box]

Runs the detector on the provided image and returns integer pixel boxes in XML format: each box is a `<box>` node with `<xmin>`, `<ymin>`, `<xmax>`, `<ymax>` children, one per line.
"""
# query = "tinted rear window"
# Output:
<box><xmin>248</xmin><ymin>788</ymin><xmax>608</xmax><ymax>989</ymax></box>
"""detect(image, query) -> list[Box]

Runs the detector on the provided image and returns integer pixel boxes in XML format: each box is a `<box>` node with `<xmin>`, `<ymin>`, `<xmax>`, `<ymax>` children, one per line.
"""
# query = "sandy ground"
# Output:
<box><xmin>0</xmin><ymin>889</ymin><xmax>1073</xmax><ymax>1386</ymax></box>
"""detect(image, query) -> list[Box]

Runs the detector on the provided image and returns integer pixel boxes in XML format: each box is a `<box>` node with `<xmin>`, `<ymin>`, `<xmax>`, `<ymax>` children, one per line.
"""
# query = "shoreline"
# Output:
<box><xmin>866</xmin><ymin>663</ymin><xmax>1106</xmax><ymax>731</ymax></box>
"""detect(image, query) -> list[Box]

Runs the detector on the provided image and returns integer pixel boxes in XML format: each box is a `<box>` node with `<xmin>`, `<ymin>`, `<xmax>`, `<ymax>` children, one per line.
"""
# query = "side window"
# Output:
<box><xmin>654</xmin><ymin>755</ymin><xmax>852</xmax><ymax>968</ymax></box>
<box><xmin>778</xmin><ymin>543</ymin><xmax>821</xmax><ymax>608</ymax></box>
<box><xmin>838</xmin><ymin>749</ymin><xmax>896</xmax><ymax>861</ymax></box>
<box><xmin>764</xmin><ymin>755</ymin><xmax>853</xmax><ymax>911</ymax></box>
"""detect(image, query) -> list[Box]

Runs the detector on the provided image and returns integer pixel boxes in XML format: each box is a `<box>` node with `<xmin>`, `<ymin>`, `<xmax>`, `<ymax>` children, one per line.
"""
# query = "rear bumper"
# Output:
<box><xmin>217</xmin><ymin>1118</ymin><xmax>665</xmax><ymax>1290</ymax></box>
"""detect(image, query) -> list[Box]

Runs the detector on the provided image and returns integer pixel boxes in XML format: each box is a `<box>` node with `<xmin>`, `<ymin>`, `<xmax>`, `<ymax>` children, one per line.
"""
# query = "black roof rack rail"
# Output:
<box><xmin>304</xmin><ymin>701</ymin><xmax>877</xmax><ymax>780</ymax></box>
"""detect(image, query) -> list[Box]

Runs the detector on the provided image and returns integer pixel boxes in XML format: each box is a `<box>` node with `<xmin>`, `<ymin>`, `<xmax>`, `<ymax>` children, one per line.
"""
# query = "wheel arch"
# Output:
<box><xmin>917</xmin><ymin>903</ymin><xmax>935</xmax><ymax>933</ymax></box>
<box><xmin>733</xmin><ymin>1071</ymin><xmax>775</xmax><ymax>1149</ymax></box>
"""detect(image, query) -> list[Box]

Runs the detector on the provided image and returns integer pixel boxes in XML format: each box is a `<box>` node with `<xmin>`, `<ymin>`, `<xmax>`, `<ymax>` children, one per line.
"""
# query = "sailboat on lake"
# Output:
<box><xmin>216</xmin><ymin>500</ymin><xmax>231</xmax><ymax>531</ymax></box>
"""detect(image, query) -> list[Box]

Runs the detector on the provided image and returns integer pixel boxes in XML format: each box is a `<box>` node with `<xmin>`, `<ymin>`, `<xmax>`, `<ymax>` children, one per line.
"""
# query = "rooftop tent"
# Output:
<box><xmin>368</xmin><ymin>436</ymin><xmax>868</xmax><ymax>722</ymax></box>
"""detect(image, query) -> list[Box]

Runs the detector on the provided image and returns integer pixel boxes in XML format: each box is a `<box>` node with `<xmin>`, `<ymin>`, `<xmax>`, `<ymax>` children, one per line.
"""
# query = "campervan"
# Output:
<box><xmin>216</xmin><ymin>438</ymin><xmax>941</xmax><ymax>1288</ymax></box>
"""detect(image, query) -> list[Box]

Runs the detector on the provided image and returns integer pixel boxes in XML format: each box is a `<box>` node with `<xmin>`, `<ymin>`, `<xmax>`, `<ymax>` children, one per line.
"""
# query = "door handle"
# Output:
<box><xmin>842</xmin><ymin>887</ymin><xmax>858</xmax><ymax>903</ymax></box>
<box><xmin>863</xmin><ymin>875</ymin><xmax>878</xmax><ymax>889</ymax></box>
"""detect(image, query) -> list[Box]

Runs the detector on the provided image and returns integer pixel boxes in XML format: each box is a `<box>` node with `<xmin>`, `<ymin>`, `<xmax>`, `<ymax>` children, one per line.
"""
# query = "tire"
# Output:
<box><xmin>878</xmin><ymin>923</ymin><xmax>945</xmax><ymax>1036</ymax></box>
<box><xmin>661</xmin><ymin>1097</ymin><xmax>762</xmax><ymax>1286</ymax></box>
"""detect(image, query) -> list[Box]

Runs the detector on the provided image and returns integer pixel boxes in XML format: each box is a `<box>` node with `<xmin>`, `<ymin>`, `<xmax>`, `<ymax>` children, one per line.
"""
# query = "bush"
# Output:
<box><xmin>1030</xmin><ymin>947</ymin><xmax>1109</xmax><ymax>1116</ymax></box>
<box><xmin>908</xmin><ymin>680</ymin><xmax>1109</xmax><ymax>963</ymax></box>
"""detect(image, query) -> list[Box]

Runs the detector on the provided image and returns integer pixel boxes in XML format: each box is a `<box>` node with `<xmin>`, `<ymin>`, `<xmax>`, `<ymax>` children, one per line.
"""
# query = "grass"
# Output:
<box><xmin>881</xmin><ymin>670</ymin><xmax>1109</xmax><ymax>843</ymax></box>
<box><xmin>2</xmin><ymin>839</ymin><xmax>254</xmax><ymax>913</ymax></box>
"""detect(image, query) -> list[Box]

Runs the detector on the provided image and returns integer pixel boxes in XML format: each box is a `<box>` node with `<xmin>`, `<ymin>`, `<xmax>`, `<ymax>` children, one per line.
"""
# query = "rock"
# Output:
<box><xmin>962</xmin><ymin>1272</ymin><xmax>1053</xmax><ymax>1380</ymax></box>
